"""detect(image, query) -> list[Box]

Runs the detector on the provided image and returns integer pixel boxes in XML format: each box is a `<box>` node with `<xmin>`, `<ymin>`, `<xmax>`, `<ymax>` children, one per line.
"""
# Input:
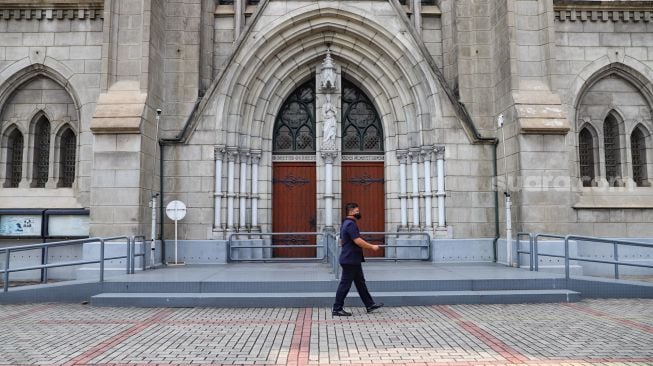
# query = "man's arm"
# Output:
<box><xmin>353</xmin><ymin>237</ymin><xmax>380</xmax><ymax>251</ymax></box>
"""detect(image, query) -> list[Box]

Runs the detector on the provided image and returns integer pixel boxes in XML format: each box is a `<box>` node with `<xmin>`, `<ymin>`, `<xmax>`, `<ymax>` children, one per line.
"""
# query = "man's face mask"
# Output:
<box><xmin>353</xmin><ymin>212</ymin><xmax>362</xmax><ymax>220</ymax></box>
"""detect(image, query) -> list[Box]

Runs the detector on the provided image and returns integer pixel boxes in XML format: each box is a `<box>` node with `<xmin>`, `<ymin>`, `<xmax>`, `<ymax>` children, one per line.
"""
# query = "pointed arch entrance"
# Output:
<box><xmin>272</xmin><ymin>79</ymin><xmax>317</xmax><ymax>257</ymax></box>
<box><xmin>340</xmin><ymin>79</ymin><xmax>385</xmax><ymax>257</ymax></box>
<box><xmin>271</xmin><ymin>77</ymin><xmax>386</xmax><ymax>258</ymax></box>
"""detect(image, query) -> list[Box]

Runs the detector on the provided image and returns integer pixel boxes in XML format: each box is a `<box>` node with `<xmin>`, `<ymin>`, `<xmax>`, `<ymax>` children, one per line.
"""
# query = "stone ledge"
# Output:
<box><xmin>574</xmin><ymin>191</ymin><xmax>653</xmax><ymax>209</ymax></box>
<box><xmin>90</xmin><ymin>83</ymin><xmax>146</xmax><ymax>135</ymax></box>
<box><xmin>513</xmin><ymin>91</ymin><xmax>571</xmax><ymax>135</ymax></box>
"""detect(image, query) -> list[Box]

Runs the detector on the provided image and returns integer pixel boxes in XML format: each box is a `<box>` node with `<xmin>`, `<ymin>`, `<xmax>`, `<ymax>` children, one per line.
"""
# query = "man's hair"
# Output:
<box><xmin>345</xmin><ymin>202</ymin><xmax>359</xmax><ymax>215</ymax></box>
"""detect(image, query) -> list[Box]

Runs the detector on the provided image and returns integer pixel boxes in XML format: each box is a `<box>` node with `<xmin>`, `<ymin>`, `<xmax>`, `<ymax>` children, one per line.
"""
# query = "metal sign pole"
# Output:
<box><xmin>166</xmin><ymin>200</ymin><xmax>186</xmax><ymax>266</ymax></box>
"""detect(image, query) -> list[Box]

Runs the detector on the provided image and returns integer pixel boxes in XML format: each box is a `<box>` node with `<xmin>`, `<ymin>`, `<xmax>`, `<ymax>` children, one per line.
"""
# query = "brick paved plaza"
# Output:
<box><xmin>0</xmin><ymin>299</ymin><xmax>651</xmax><ymax>366</ymax></box>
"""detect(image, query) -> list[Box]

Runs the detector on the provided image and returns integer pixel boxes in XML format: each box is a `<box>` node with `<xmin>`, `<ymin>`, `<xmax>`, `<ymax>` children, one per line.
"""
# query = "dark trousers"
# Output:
<box><xmin>333</xmin><ymin>264</ymin><xmax>374</xmax><ymax>310</ymax></box>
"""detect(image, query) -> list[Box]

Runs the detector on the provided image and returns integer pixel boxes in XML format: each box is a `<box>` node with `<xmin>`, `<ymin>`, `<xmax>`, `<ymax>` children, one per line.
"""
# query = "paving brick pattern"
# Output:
<box><xmin>0</xmin><ymin>299</ymin><xmax>652</xmax><ymax>366</ymax></box>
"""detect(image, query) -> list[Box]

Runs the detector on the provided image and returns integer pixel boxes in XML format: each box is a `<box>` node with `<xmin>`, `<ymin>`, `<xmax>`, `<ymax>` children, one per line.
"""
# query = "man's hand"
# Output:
<box><xmin>369</xmin><ymin>244</ymin><xmax>381</xmax><ymax>252</ymax></box>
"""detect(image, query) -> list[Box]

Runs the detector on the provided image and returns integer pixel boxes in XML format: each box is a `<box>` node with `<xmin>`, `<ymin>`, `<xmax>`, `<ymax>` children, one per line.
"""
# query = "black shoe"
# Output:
<box><xmin>332</xmin><ymin>309</ymin><xmax>352</xmax><ymax>316</ymax></box>
<box><xmin>366</xmin><ymin>303</ymin><xmax>384</xmax><ymax>313</ymax></box>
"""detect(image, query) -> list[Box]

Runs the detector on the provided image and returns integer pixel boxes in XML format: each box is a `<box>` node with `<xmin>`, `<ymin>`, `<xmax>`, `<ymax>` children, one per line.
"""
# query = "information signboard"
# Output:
<box><xmin>0</xmin><ymin>215</ymin><xmax>42</xmax><ymax>237</ymax></box>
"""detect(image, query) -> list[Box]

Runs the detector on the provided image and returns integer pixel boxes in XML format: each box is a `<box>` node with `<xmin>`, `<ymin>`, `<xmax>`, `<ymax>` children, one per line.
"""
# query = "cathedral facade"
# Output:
<box><xmin>0</xmin><ymin>0</ymin><xmax>652</xmax><ymax>263</ymax></box>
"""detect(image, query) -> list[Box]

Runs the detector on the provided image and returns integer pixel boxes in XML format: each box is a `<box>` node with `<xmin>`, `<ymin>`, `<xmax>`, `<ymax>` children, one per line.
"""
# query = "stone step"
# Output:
<box><xmin>91</xmin><ymin>289</ymin><xmax>581</xmax><ymax>307</ymax></box>
<box><xmin>101</xmin><ymin>277</ymin><xmax>568</xmax><ymax>293</ymax></box>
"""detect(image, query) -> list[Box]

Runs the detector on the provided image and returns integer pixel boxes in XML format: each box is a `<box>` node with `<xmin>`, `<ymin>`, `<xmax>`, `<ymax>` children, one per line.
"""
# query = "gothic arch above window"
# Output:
<box><xmin>578</xmin><ymin>127</ymin><xmax>596</xmax><ymax>187</ymax></box>
<box><xmin>631</xmin><ymin>125</ymin><xmax>649</xmax><ymax>187</ymax></box>
<box><xmin>603</xmin><ymin>113</ymin><xmax>622</xmax><ymax>187</ymax></box>
<box><xmin>5</xmin><ymin>128</ymin><xmax>23</xmax><ymax>188</ymax></box>
<box><xmin>342</xmin><ymin>79</ymin><xmax>383</xmax><ymax>154</ymax></box>
<box><xmin>59</xmin><ymin>128</ymin><xmax>76</xmax><ymax>188</ymax></box>
<box><xmin>33</xmin><ymin>115</ymin><xmax>51</xmax><ymax>188</ymax></box>
<box><xmin>273</xmin><ymin>80</ymin><xmax>316</xmax><ymax>154</ymax></box>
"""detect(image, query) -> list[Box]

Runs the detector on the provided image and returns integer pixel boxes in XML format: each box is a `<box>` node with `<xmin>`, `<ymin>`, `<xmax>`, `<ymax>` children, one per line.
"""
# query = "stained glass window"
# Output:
<box><xmin>342</xmin><ymin>79</ymin><xmax>383</xmax><ymax>154</ymax></box>
<box><xmin>6</xmin><ymin>129</ymin><xmax>23</xmax><ymax>188</ymax></box>
<box><xmin>273</xmin><ymin>80</ymin><xmax>316</xmax><ymax>154</ymax></box>
<box><xmin>603</xmin><ymin>114</ymin><xmax>621</xmax><ymax>187</ymax></box>
<box><xmin>631</xmin><ymin>127</ymin><xmax>647</xmax><ymax>187</ymax></box>
<box><xmin>33</xmin><ymin>116</ymin><xmax>50</xmax><ymax>188</ymax></box>
<box><xmin>60</xmin><ymin>129</ymin><xmax>76</xmax><ymax>187</ymax></box>
<box><xmin>579</xmin><ymin>128</ymin><xmax>595</xmax><ymax>187</ymax></box>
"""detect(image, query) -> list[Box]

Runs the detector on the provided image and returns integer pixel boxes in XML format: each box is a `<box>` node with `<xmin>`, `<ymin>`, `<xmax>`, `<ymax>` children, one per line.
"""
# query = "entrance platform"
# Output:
<box><xmin>2</xmin><ymin>262</ymin><xmax>652</xmax><ymax>306</ymax></box>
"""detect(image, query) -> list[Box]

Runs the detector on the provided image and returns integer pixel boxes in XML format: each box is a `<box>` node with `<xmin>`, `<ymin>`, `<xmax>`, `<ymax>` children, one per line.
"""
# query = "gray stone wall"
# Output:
<box><xmin>554</xmin><ymin>6</ymin><xmax>653</xmax><ymax>238</ymax></box>
<box><xmin>0</xmin><ymin>11</ymin><xmax>103</xmax><ymax>209</ymax></box>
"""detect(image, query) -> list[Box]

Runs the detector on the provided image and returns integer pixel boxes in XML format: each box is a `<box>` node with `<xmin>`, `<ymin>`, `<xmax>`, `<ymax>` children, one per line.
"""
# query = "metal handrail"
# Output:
<box><xmin>1</xmin><ymin>235</ymin><xmax>144</xmax><ymax>292</ymax></box>
<box><xmin>516</xmin><ymin>232</ymin><xmax>534</xmax><ymax>270</ymax></box>
<box><xmin>358</xmin><ymin>231</ymin><xmax>432</xmax><ymax>262</ymax></box>
<box><xmin>527</xmin><ymin>233</ymin><xmax>653</xmax><ymax>280</ymax></box>
<box><xmin>533</xmin><ymin>233</ymin><xmax>566</xmax><ymax>272</ymax></box>
<box><xmin>227</xmin><ymin>232</ymin><xmax>329</xmax><ymax>262</ymax></box>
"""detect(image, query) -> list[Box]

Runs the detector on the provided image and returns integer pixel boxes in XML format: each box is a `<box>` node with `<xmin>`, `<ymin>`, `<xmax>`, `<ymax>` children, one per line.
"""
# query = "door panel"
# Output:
<box><xmin>272</xmin><ymin>162</ymin><xmax>317</xmax><ymax>257</ymax></box>
<box><xmin>341</xmin><ymin>161</ymin><xmax>385</xmax><ymax>257</ymax></box>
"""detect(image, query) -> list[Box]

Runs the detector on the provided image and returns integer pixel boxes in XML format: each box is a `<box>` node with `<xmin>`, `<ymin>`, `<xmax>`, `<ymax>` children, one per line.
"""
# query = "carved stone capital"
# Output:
<box><xmin>421</xmin><ymin>146</ymin><xmax>433</xmax><ymax>161</ymax></box>
<box><xmin>409</xmin><ymin>148</ymin><xmax>421</xmax><ymax>163</ymax></box>
<box><xmin>214</xmin><ymin>145</ymin><xmax>226</xmax><ymax>160</ymax></box>
<box><xmin>226</xmin><ymin>147</ymin><xmax>239</xmax><ymax>162</ymax></box>
<box><xmin>397</xmin><ymin>149</ymin><xmax>409</xmax><ymax>164</ymax></box>
<box><xmin>239</xmin><ymin>149</ymin><xmax>251</xmax><ymax>163</ymax></box>
<box><xmin>434</xmin><ymin>146</ymin><xmax>445</xmax><ymax>160</ymax></box>
<box><xmin>321</xmin><ymin>150</ymin><xmax>339</xmax><ymax>164</ymax></box>
<box><xmin>250</xmin><ymin>149</ymin><xmax>262</xmax><ymax>164</ymax></box>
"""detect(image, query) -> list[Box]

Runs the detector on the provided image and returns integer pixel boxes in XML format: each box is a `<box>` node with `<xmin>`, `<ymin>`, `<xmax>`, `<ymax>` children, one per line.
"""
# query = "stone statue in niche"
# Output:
<box><xmin>322</xmin><ymin>95</ymin><xmax>337</xmax><ymax>150</ymax></box>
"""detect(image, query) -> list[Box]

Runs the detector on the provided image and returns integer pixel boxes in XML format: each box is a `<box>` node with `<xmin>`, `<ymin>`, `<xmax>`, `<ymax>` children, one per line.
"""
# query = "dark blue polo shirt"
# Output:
<box><xmin>339</xmin><ymin>217</ymin><xmax>364</xmax><ymax>265</ymax></box>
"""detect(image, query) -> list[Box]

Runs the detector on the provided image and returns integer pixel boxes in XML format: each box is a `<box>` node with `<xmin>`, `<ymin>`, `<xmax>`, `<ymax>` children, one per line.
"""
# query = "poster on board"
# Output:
<box><xmin>0</xmin><ymin>215</ymin><xmax>42</xmax><ymax>236</ymax></box>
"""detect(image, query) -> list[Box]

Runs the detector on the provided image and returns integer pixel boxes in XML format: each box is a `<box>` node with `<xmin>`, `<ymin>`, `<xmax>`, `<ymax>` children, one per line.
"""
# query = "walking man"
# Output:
<box><xmin>332</xmin><ymin>202</ymin><xmax>384</xmax><ymax>316</ymax></box>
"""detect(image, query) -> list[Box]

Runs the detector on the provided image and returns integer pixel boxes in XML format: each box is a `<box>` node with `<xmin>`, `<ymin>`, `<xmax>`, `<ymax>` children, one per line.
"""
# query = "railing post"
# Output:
<box><xmin>533</xmin><ymin>234</ymin><xmax>540</xmax><ymax>272</ymax></box>
<box><xmin>529</xmin><ymin>234</ymin><xmax>534</xmax><ymax>271</ymax></box>
<box><xmin>613</xmin><ymin>241</ymin><xmax>619</xmax><ymax>279</ymax></box>
<box><xmin>126</xmin><ymin>237</ymin><xmax>131</xmax><ymax>274</ymax></box>
<box><xmin>564</xmin><ymin>236</ymin><xmax>570</xmax><ymax>280</ymax></box>
<box><xmin>99</xmin><ymin>239</ymin><xmax>105</xmax><ymax>283</ymax></box>
<box><xmin>3</xmin><ymin>249</ymin><xmax>9</xmax><ymax>293</ymax></box>
<box><xmin>43</xmin><ymin>246</ymin><xmax>49</xmax><ymax>283</ymax></box>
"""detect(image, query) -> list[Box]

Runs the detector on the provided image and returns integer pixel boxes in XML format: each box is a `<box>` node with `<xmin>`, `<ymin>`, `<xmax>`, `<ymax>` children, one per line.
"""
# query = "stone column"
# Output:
<box><xmin>239</xmin><ymin>149</ymin><xmax>249</xmax><ymax>232</ymax></box>
<box><xmin>409</xmin><ymin>148</ymin><xmax>421</xmax><ymax>230</ymax></box>
<box><xmin>214</xmin><ymin>145</ymin><xmax>225</xmax><ymax>230</ymax></box>
<box><xmin>321</xmin><ymin>151</ymin><xmax>338</xmax><ymax>230</ymax></box>
<box><xmin>250</xmin><ymin>150</ymin><xmax>261</xmax><ymax>231</ymax></box>
<box><xmin>434</xmin><ymin>146</ymin><xmax>446</xmax><ymax>229</ymax></box>
<box><xmin>412</xmin><ymin>0</ymin><xmax>422</xmax><ymax>34</ymax></box>
<box><xmin>397</xmin><ymin>150</ymin><xmax>409</xmax><ymax>230</ymax></box>
<box><xmin>421</xmin><ymin>146</ymin><xmax>433</xmax><ymax>232</ymax></box>
<box><xmin>226</xmin><ymin>147</ymin><xmax>238</xmax><ymax>232</ymax></box>
<box><xmin>234</xmin><ymin>0</ymin><xmax>245</xmax><ymax>38</ymax></box>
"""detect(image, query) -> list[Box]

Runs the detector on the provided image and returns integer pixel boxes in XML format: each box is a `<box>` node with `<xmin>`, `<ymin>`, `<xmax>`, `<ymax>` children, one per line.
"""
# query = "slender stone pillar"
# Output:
<box><xmin>250</xmin><ymin>150</ymin><xmax>261</xmax><ymax>231</ymax></box>
<box><xmin>409</xmin><ymin>148</ymin><xmax>421</xmax><ymax>229</ymax></box>
<box><xmin>234</xmin><ymin>0</ymin><xmax>245</xmax><ymax>38</ymax></box>
<box><xmin>434</xmin><ymin>146</ymin><xmax>446</xmax><ymax>228</ymax></box>
<box><xmin>421</xmin><ymin>146</ymin><xmax>433</xmax><ymax>231</ymax></box>
<box><xmin>239</xmin><ymin>149</ymin><xmax>249</xmax><ymax>232</ymax></box>
<box><xmin>226</xmin><ymin>147</ymin><xmax>238</xmax><ymax>231</ymax></box>
<box><xmin>413</xmin><ymin>0</ymin><xmax>422</xmax><ymax>34</ymax></box>
<box><xmin>214</xmin><ymin>145</ymin><xmax>225</xmax><ymax>230</ymax></box>
<box><xmin>321</xmin><ymin>151</ymin><xmax>338</xmax><ymax>230</ymax></box>
<box><xmin>397</xmin><ymin>150</ymin><xmax>409</xmax><ymax>230</ymax></box>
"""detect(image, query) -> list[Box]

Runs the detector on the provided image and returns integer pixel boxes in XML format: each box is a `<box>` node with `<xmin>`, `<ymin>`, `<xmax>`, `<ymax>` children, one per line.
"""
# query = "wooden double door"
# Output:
<box><xmin>272</xmin><ymin>161</ymin><xmax>385</xmax><ymax>258</ymax></box>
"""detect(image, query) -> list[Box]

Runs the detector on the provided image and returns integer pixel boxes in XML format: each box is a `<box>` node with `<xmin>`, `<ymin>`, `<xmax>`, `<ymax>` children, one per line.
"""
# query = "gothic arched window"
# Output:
<box><xmin>33</xmin><ymin>116</ymin><xmax>51</xmax><ymax>187</ymax></box>
<box><xmin>603</xmin><ymin>114</ymin><xmax>621</xmax><ymax>187</ymax></box>
<box><xmin>273</xmin><ymin>80</ymin><xmax>316</xmax><ymax>154</ymax></box>
<box><xmin>579</xmin><ymin>127</ymin><xmax>595</xmax><ymax>187</ymax></box>
<box><xmin>59</xmin><ymin>128</ymin><xmax>76</xmax><ymax>187</ymax></box>
<box><xmin>342</xmin><ymin>79</ymin><xmax>383</xmax><ymax>154</ymax></box>
<box><xmin>6</xmin><ymin>129</ymin><xmax>23</xmax><ymax>188</ymax></box>
<box><xmin>631</xmin><ymin>126</ymin><xmax>648</xmax><ymax>187</ymax></box>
